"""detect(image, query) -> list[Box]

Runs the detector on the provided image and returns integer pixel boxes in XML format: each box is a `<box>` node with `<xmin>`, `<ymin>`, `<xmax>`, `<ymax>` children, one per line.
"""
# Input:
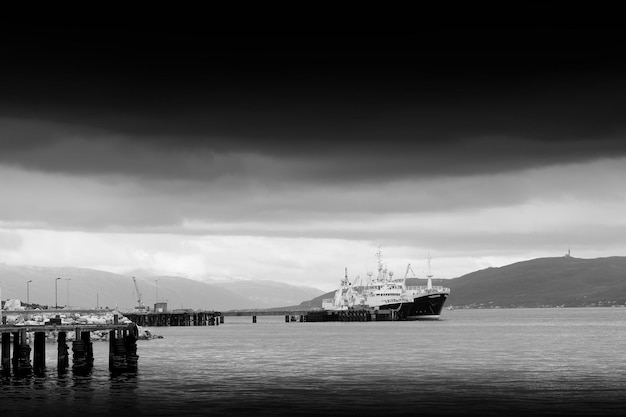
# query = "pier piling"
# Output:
<box><xmin>33</xmin><ymin>331</ymin><xmax>46</xmax><ymax>374</ymax></box>
<box><xmin>1</xmin><ymin>309</ymin><xmax>139</xmax><ymax>378</ymax></box>
<box><xmin>13</xmin><ymin>329</ymin><xmax>32</xmax><ymax>375</ymax></box>
<box><xmin>1</xmin><ymin>332</ymin><xmax>10</xmax><ymax>374</ymax></box>
<box><xmin>11</xmin><ymin>331</ymin><xmax>18</xmax><ymax>371</ymax></box>
<box><xmin>57</xmin><ymin>331</ymin><xmax>69</xmax><ymax>372</ymax></box>
<box><xmin>72</xmin><ymin>329</ymin><xmax>91</xmax><ymax>373</ymax></box>
<box><xmin>125</xmin><ymin>324</ymin><xmax>139</xmax><ymax>370</ymax></box>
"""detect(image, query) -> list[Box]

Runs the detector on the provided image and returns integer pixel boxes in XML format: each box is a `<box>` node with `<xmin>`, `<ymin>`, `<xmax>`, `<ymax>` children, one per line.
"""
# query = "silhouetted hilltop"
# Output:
<box><xmin>446</xmin><ymin>256</ymin><xmax>626</xmax><ymax>308</ymax></box>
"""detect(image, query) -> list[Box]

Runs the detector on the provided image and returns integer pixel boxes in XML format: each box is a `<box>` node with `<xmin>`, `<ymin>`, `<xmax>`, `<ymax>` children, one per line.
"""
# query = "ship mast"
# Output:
<box><xmin>376</xmin><ymin>246</ymin><xmax>384</xmax><ymax>280</ymax></box>
<box><xmin>426</xmin><ymin>254</ymin><xmax>433</xmax><ymax>290</ymax></box>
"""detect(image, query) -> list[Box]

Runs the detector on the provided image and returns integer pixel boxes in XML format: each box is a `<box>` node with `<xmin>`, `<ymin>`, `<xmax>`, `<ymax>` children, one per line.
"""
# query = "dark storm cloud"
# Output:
<box><xmin>2</xmin><ymin>26</ymin><xmax>625</xmax><ymax>181</ymax></box>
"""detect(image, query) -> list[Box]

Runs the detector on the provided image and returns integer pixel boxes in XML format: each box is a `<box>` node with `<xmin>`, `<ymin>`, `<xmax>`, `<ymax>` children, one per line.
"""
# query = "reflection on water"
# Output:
<box><xmin>1</xmin><ymin>308</ymin><xmax>626</xmax><ymax>416</ymax></box>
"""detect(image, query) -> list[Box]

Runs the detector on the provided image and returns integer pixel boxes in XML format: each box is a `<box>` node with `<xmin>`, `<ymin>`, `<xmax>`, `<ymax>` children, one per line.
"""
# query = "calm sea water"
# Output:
<box><xmin>2</xmin><ymin>308</ymin><xmax>625</xmax><ymax>416</ymax></box>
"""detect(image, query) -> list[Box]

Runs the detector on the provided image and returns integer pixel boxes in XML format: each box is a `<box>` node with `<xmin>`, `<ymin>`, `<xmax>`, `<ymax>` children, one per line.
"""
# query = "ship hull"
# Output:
<box><xmin>319</xmin><ymin>293</ymin><xmax>449</xmax><ymax>321</ymax></box>
<box><xmin>405</xmin><ymin>293</ymin><xmax>449</xmax><ymax>320</ymax></box>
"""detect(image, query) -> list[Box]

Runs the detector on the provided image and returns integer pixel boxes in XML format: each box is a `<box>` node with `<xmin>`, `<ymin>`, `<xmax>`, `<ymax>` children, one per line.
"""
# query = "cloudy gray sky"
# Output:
<box><xmin>1</xmin><ymin>25</ymin><xmax>625</xmax><ymax>291</ymax></box>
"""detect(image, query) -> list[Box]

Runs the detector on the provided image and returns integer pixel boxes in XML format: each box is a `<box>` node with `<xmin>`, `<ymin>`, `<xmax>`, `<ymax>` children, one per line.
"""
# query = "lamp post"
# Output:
<box><xmin>27</xmin><ymin>280</ymin><xmax>32</xmax><ymax>305</ymax></box>
<box><xmin>65</xmin><ymin>278</ymin><xmax>71</xmax><ymax>307</ymax></box>
<box><xmin>55</xmin><ymin>277</ymin><xmax>61</xmax><ymax>309</ymax></box>
<box><xmin>155</xmin><ymin>278</ymin><xmax>159</xmax><ymax>303</ymax></box>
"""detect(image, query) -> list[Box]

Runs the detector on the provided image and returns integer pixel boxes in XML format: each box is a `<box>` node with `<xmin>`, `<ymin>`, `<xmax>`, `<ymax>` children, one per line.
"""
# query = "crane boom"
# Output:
<box><xmin>404</xmin><ymin>263</ymin><xmax>417</xmax><ymax>279</ymax></box>
<box><xmin>132</xmin><ymin>276</ymin><xmax>148</xmax><ymax>311</ymax></box>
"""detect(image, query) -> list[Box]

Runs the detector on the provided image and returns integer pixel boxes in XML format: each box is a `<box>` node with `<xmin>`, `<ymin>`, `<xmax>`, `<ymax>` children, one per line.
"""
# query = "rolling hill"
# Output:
<box><xmin>295</xmin><ymin>256</ymin><xmax>626</xmax><ymax>309</ymax></box>
<box><xmin>445</xmin><ymin>255</ymin><xmax>626</xmax><ymax>308</ymax></box>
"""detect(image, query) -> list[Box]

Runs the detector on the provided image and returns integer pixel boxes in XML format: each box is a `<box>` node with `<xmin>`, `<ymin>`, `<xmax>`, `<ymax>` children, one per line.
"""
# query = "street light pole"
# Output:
<box><xmin>55</xmin><ymin>277</ymin><xmax>61</xmax><ymax>309</ymax></box>
<box><xmin>155</xmin><ymin>278</ymin><xmax>159</xmax><ymax>303</ymax></box>
<box><xmin>27</xmin><ymin>280</ymin><xmax>32</xmax><ymax>305</ymax></box>
<box><xmin>65</xmin><ymin>278</ymin><xmax>71</xmax><ymax>307</ymax></box>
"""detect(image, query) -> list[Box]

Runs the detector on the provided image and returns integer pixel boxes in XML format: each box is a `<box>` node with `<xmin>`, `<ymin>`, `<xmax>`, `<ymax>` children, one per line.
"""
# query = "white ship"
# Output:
<box><xmin>322</xmin><ymin>249</ymin><xmax>450</xmax><ymax>320</ymax></box>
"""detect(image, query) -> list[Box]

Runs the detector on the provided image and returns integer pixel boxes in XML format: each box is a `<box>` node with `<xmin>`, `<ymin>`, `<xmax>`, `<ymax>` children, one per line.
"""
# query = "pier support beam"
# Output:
<box><xmin>33</xmin><ymin>331</ymin><xmax>46</xmax><ymax>374</ymax></box>
<box><xmin>252</xmin><ymin>315</ymin><xmax>257</xmax><ymax>323</ymax></box>
<box><xmin>109</xmin><ymin>324</ymin><xmax>139</xmax><ymax>372</ymax></box>
<box><xmin>109</xmin><ymin>329</ymin><xmax>115</xmax><ymax>371</ymax></box>
<box><xmin>125</xmin><ymin>323</ymin><xmax>139</xmax><ymax>371</ymax></box>
<box><xmin>1</xmin><ymin>332</ymin><xmax>11</xmax><ymax>375</ymax></box>
<box><xmin>57</xmin><ymin>331</ymin><xmax>69</xmax><ymax>373</ymax></box>
<box><xmin>13</xmin><ymin>329</ymin><xmax>32</xmax><ymax>375</ymax></box>
<box><xmin>82</xmin><ymin>331</ymin><xmax>94</xmax><ymax>367</ymax></box>
<box><xmin>11</xmin><ymin>331</ymin><xmax>18</xmax><ymax>371</ymax></box>
<box><xmin>72</xmin><ymin>328</ymin><xmax>92</xmax><ymax>374</ymax></box>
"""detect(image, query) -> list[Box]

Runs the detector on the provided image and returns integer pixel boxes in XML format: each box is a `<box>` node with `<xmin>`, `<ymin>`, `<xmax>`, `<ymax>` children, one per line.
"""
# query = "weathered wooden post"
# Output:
<box><xmin>33</xmin><ymin>331</ymin><xmax>46</xmax><ymax>374</ymax></box>
<box><xmin>109</xmin><ymin>314</ymin><xmax>118</xmax><ymax>371</ymax></box>
<box><xmin>82</xmin><ymin>331</ymin><xmax>93</xmax><ymax>367</ymax></box>
<box><xmin>125</xmin><ymin>323</ymin><xmax>139</xmax><ymax>371</ymax></box>
<box><xmin>57</xmin><ymin>331</ymin><xmax>69</xmax><ymax>372</ymax></box>
<box><xmin>108</xmin><ymin>328</ymin><xmax>115</xmax><ymax>371</ymax></box>
<box><xmin>72</xmin><ymin>328</ymin><xmax>85</xmax><ymax>371</ymax></box>
<box><xmin>11</xmin><ymin>331</ymin><xmax>19</xmax><ymax>372</ymax></box>
<box><xmin>14</xmin><ymin>329</ymin><xmax>32</xmax><ymax>375</ymax></box>
<box><xmin>72</xmin><ymin>328</ymin><xmax>92</xmax><ymax>374</ymax></box>
<box><xmin>252</xmin><ymin>315</ymin><xmax>257</xmax><ymax>323</ymax></box>
<box><xmin>285</xmin><ymin>315</ymin><xmax>289</xmax><ymax>323</ymax></box>
<box><xmin>1</xmin><ymin>332</ymin><xmax>11</xmax><ymax>374</ymax></box>
<box><xmin>112</xmin><ymin>331</ymin><xmax>127</xmax><ymax>370</ymax></box>
<box><xmin>220</xmin><ymin>315</ymin><xmax>224</xmax><ymax>324</ymax></box>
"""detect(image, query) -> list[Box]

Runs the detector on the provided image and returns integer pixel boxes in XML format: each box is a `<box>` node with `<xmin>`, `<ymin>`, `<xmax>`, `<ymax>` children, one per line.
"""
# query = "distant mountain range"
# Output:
<box><xmin>295</xmin><ymin>256</ymin><xmax>626</xmax><ymax>309</ymax></box>
<box><xmin>0</xmin><ymin>264</ymin><xmax>324</xmax><ymax>311</ymax></box>
<box><xmin>3</xmin><ymin>256</ymin><xmax>625</xmax><ymax>312</ymax></box>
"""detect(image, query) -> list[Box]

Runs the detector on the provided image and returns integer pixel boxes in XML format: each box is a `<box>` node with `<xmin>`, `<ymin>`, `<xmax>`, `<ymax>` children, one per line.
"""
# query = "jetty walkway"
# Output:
<box><xmin>124</xmin><ymin>310</ymin><xmax>222</xmax><ymax>327</ymax></box>
<box><xmin>222</xmin><ymin>309</ymin><xmax>402</xmax><ymax>322</ymax></box>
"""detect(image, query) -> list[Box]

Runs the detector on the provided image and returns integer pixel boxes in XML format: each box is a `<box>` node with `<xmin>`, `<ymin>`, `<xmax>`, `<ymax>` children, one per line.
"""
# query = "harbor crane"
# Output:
<box><xmin>132</xmin><ymin>276</ymin><xmax>149</xmax><ymax>312</ymax></box>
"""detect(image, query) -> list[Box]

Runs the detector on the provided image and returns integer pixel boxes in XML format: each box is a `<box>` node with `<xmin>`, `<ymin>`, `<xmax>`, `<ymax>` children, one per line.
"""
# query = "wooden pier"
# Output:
<box><xmin>123</xmin><ymin>310</ymin><xmax>222</xmax><ymax>327</ymax></box>
<box><xmin>223</xmin><ymin>309</ymin><xmax>403</xmax><ymax>322</ymax></box>
<box><xmin>0</xmin><ymin>312</ymin><xmax>139</xmax><ymax>376</ymax></box>
<box><xmin>222</xmin><ymin>310</ymin><xmax>310</xmax><ymax>317</ymax></box>
<box><xmin>303</xmin><ymin>308</ymin><xmax>400</xmax><ymax>322</ymax></box>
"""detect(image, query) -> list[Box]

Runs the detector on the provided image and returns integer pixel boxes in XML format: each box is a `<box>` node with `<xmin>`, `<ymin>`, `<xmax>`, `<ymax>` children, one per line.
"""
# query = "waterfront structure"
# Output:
<box><xmin>0</xmin><ymin>310</ymin><xmax>139</xmax><ymax>376</ymax></box>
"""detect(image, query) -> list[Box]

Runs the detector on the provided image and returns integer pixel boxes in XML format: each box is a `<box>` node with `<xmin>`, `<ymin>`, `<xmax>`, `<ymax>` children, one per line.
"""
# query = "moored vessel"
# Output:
<box><xmin>321</xmin><ymin>249</ymin><xmax>449</xmax><ymax>320</ymax></box>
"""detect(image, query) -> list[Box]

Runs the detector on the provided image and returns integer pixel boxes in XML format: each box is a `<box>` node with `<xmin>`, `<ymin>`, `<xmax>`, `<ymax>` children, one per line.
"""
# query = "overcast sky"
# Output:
<box><xmin>1</xmin><ymin>25</ymin><xmax>625</xmax><ymax>291</ymax></box>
